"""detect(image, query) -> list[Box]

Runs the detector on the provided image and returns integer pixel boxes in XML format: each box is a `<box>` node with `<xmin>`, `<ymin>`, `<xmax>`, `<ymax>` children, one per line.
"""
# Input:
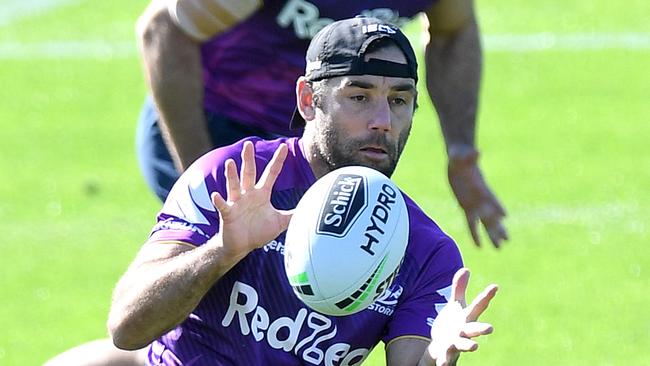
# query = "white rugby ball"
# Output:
<box><xmin>284</xmin><ymin>166</ymin><xmax>409</xmax><ymax>316</ymax></box>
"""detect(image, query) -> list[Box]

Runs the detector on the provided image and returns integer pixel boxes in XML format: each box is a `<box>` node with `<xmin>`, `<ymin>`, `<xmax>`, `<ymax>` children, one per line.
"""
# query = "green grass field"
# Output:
<box><xmin>1</xmin><ymin>1</ymin><xmax>648</xmax><ymax>365</ymax></box>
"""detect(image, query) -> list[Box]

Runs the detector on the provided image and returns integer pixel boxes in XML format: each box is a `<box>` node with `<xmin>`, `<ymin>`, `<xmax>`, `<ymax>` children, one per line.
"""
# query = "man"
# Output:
<box><xmin>44</xmin><ymin>2</ymin><xmax>505</xmax><ymax>365</ymax></box>
<box><xmin>136</xmin><ymin>0</ymin><xmax>508</xmax><ymax>248</ymax></box>
<box><xmin>109</xmin><ymin>17</ymin><xmax>498</xmax><ymax>365</ymax></box>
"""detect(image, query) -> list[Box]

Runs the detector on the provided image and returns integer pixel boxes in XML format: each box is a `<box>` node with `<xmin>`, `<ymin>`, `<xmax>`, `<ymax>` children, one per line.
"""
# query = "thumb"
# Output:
<box><xmin>211</xmin><ymin>191</ymin><xmax>229</xmax><ymax>214</ymax></box>
<box><xmin>277</xmin><ymin>209</ymin><xmax>294</xmax><ymax>230</ymax></box>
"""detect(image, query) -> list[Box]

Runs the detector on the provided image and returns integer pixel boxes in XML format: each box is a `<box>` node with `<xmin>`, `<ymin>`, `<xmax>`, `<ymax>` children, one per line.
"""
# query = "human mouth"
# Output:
<box><xmin>359</xmin><ymin>145</ymin><xmax>388</xmax><ymax>159</ymax></box>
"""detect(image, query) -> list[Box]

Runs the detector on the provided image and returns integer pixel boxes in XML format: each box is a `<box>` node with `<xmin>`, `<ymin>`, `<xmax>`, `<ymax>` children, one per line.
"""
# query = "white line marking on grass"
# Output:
<box><xmin>0</xmin><ymin>33</ymin><xmax>649</xmax><ymax>59</ymax></box>
<box><xmin>507</xmin><ymin>201</ymin><xmax>648</xmax><ymax>237</ymax></box>
<box><xmin>426</xmin><ymin>200</ymin><xmax>647</xmax><ymax>237</ymax></box>
<box><xmin>512</xmin><ymin>201</ymin><xmax>642</xmax><ymax>226</ymax></box>
<box><xmin>484</xmin><ymin>32</ymin><xmax>650</xmax><ymax>52</ymax></box>
<box><xmin>0</xmin><ymin>41</ymin><xmax>136</xmax><ymax>59</ymax></box>
<box><xmin>0</xmin><ymin>0</ymin><xmax>84</xmax><ymax>27</ymax></box>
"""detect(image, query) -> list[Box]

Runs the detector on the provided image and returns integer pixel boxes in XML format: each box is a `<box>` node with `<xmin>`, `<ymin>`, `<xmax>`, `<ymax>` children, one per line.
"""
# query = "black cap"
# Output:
<box><xmin>290</xmin><ymin>16</ymin><xmax>418</xmax><ymax>129</ymax></box>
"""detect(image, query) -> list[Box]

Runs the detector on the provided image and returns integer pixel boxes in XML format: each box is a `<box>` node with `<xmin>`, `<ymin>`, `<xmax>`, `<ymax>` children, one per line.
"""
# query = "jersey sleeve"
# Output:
<box><xmin>146</xmin><ymin>147</ymin><xmax>229</xmax><ymax>246</ymax></box>
<box><xmin>166</xmin><ymin>0</ymin><xmax>263</xmax><ymax>41</ymax></box>
<box><xmin>381</xmin><ymin>236</ymin><xmax>463</xmax><ymax>344</ymax></box>
<box><xmin>145</xmin><ymin>137</ymin><xmax>284</xmax><ymax>247</ymax></box>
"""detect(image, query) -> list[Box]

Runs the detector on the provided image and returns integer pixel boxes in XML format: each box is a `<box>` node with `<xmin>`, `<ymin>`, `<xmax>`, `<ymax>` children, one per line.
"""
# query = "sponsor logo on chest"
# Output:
<box><xmin>223</xmin><ymin>281</ymin><xmax>371</xmax><ymax>365</ymax></box>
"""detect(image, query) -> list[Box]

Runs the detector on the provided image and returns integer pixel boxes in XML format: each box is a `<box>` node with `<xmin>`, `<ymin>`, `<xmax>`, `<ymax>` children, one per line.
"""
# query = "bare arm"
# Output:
<box><xmin>136</xmin><ymin>1</ymin><xmax>211</xmax><ymax>171</ymax></box>
<box><xmin>107</xmin><ymin>240</ymin><xmax>243</xmax><ymax>350</ymax></box>
<box><xmin>136</xmin><ymin>0</ymin><xmax>262</xmax><ymax>171</ymax></box>
<box><xmin>424</xmin><ymin>0</ymin><xmax>480</xmax><ymax>154</ymax></box>
<box><xmin>108</xmin><ymin>142</ymin><xmax>292</xmax><ymax>349</ymax></box>
<box><xmin>424</xmin><ymin>0</ymin><xmax>508</xmax><ymax>247</ymax></box>
<box><xmin>386</xmin><ymin>338</ymin><xmax>430</xmax><ymax>366</ymax></box>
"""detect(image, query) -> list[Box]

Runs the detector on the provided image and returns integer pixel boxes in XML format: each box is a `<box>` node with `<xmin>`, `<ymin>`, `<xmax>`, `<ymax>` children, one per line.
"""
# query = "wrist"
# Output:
<box><xmin>417</xmin><ymin>351</ymin><xmax>459</xmax><ymax>366</ymax></box>
<box><xmin>205</xmin><ymin>235</ymin><xmax>251</xmax><ymax>271</ymax></box>
<box><xmin>447</xmin><ymin>144</ymin><xmax>479</xmax><ymax>167</ymax></box>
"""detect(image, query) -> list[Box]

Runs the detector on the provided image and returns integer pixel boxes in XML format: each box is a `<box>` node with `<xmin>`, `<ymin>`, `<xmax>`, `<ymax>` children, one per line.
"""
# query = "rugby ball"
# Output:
<box><xmin>284</xmin><ymin>166</ymin><xmax>409</xmax><ymax>316</ymax></box>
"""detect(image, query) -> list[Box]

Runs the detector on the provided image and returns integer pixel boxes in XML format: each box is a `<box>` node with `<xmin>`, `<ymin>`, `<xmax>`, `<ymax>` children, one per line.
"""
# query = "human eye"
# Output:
<box><xmin>392</xmin><ymin>97</ymin><xmax>406</xmax><ymax>105</ymax></box>
<box><xmin>390</xmin><ymin>96</ymin><xmax>409</xmax><ymax>106</ymax></box>
<box><xmin>351</xmin><ymin>95</ymin><xmax>368</xmax><ymax>102</ymax></box>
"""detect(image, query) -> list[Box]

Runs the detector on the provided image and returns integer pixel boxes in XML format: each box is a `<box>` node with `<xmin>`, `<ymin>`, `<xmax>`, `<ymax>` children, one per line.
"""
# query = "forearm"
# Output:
<box><xmin>417</xmin><ymin>351</ymin><xmax>458</xmax><ymax>366</ymax></box>
<box><xmin>424</xmin><ymin>18</ymin><xmax>481</xmax><ymax>156</ymax></box>
<box><xmin>108</xmin><ymin>241</ymin><xmax>245</xmax><ymax>350</ymax></box>
<box><xmin>137</xmin><ymin>2</ymin><xmax>213</xmax><ymax>171</ymax></box>
<box><xmin>385</xmin><ymin>338</ymin><xmax>459</xmax><ymax>366</ymax></box>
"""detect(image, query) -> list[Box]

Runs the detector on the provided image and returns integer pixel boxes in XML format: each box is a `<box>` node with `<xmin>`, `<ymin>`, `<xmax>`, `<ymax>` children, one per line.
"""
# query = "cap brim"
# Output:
<box><xmin>289</xmin><ymin>107</ymin><xmax>306</xmax><ymax>129</ymax></box>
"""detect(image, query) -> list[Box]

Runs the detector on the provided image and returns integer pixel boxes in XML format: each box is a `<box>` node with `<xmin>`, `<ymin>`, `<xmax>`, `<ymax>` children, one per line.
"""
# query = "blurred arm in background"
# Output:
<box><xmin>423</xmin><ymin>0</ymin><xmax>508</xmax><ymax>248</ymax></box>
<box><xmin>137</xmin><ymin>0</ymin><xmax>262</xmax><ymax>171</ymax></box>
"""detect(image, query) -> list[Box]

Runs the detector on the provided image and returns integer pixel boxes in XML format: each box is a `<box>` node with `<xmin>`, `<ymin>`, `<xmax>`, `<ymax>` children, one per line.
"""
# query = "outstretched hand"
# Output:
<box><xmin>420</xmin><ymin>268</ymin><xmax>498</xmax><ymax>366</ymax></box>
<box><xmin>447</xmin><ymin>147</ymin><xmax>508</xmax><ymax>248</ymax></box>
<box><xmin>211</xmin><ymin>141</ymin><xmax>293</xmax><ymax>258</ymax></box>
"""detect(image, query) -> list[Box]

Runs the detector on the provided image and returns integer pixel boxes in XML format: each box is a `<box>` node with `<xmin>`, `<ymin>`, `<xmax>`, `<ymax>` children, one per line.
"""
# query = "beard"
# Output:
<box><xmin>312</xmin><ymin>122</ymin><xmax>411</xmax><ymax>178</ymax></box>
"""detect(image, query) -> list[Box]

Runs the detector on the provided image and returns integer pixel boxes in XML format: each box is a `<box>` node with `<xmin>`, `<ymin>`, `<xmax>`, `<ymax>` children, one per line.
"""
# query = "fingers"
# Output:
<box><xmin>467</xmin><ymin>201</ymin><xmax>508</xmax><ymax>248</ymax></box>
<box><xmin>460</xmin><ymin>322</ymin><xmax>493</xmax><ymax>338</ymax></box>
<box><xmin>428</xmin><ymin>269</ymin><xmax>497</xmax><ymax>366</ymax></box>
<box><xmin>476</xmin><ymin>197</ymin><xmax>508</xmax><ymax>247</ymax></box>
<box><xmin>257</xmin><ymin>144</ymin><xmax>288</xmax><ymax>191</ymax></box>
<box><xmin>453</xmin><ymin>337</ymin><xmax>479</xmax><ymax>352</ymax></box>
<box><xmin>450</xmin><ymin>157</ymin><xmax>508</xmax><ymax>248</ymax></box>
<box><xmin>213</xmin><ymin>142</ymin><xmax>287</xmax><ymax>216</ymax></box>
<box><xmin>485</xmin><ymin>220</ymin><xmax>508</xmax><ymax>248</ymax></box>
<box><xmin>222</xmin><ymin>142</ymin><xmax>288</xmax><ymax>201</ymax></box>
<box><xmin>224</xmin><ymin>159</ymin><xmax>241</xmax><ymax>202</ymax></box>
<box><xmin>465</xmin><ymin>213</ymin><xmax>481</xmax><ymax>247</ymax></box>
<box><xmin>211</xmin><ymin>191</ymin><xmax>229</xmax><ymax>214</ymax></box>
<box><xmin>450</xmin><ymin>268</ymin><xmax>470</xmax><ymax>307</ymax></box>
<box><xmin>240</xmin><ymin>141</ymin><xmax>256</xmax><ymax>193</ymax></box>
<box><xmin>465</xmin><ymin>284</ymin><xmax>498</xmax><ymax>322</ymax></box>
<box><xmin>492</xmin><ymin>194</ymin><xmax>507</xmax><ymax>217</ymax></box>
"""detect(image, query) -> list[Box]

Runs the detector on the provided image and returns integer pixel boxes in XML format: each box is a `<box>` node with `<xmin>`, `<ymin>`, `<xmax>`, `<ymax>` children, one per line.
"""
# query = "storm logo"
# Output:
<box><xmin>368</xmin><ymin>284</ymin><xmax>403</xmax><ymax>316</ymax></box>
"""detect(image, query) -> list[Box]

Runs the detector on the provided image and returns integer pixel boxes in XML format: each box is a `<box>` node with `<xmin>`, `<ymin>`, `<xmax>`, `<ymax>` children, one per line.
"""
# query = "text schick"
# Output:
<box><xmin>317</xmin><ymin>175</ymin><xmax>367</xmax><ymax>237</ymax></box>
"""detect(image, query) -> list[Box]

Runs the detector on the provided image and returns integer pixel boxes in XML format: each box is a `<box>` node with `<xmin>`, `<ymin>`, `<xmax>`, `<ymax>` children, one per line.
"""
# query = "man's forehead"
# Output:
<box><xmin>333</xmin><ymin>74</ymin><xmax>416</xmax><ymax>91</ymax></box>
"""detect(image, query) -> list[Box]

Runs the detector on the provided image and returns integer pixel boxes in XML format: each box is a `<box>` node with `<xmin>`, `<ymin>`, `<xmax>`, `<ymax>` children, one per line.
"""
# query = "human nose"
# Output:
<box><xmin>367</xmin><ymin>99</ymin><xmax>391</xmax><ymax>132</ymax></box>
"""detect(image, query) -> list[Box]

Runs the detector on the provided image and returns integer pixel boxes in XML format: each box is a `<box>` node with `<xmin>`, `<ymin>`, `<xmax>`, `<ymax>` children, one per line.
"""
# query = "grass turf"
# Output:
<box><xmin>1</xmin><ymin>1</ymin><xmax>648</xmax><ymax>364</ymax></box>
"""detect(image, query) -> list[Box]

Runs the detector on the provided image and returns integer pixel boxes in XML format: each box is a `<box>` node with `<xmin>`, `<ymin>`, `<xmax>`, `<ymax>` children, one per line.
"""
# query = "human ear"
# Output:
<box><xmin>296</xmin><ymin>77</ymin><xmax>316</xmax><ymax>122</ymax></box>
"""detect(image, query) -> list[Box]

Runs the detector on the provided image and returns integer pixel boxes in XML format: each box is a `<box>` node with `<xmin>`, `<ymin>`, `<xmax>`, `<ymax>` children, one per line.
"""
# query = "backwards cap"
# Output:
<box><xmin>290</xmin><ymin>16</ymin><xmax>418</xmax><ymax>129</ymax></box>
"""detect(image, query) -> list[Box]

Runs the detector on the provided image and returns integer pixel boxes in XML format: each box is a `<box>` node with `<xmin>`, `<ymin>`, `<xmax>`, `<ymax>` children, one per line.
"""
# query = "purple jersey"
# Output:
<box><xmin>200</xmin><ymin>0</ymin><xmax>438</xmax><ymax>136</ymax></box>
<box><xmin>146</xmin><ymin>137</ymin><xmax>462</xmax><ymax>365</ymax></box>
